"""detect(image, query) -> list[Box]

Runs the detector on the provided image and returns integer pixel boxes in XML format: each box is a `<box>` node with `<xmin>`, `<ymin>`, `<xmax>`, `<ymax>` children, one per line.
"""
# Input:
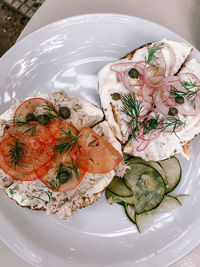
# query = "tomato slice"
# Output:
<box><xmin>35</xmin><ymin>121</ymin><xmax>85</xmax><ymax>192</ymax></box>
<box><xmin>0</xmin><ymin>144</ymin><xmax>38</xmax><ymax>181</ymax></box>
<box><xmin>0</xmin><ymin>122</ymin><xmax>55</xmax><ymax>173</ymax></box>
<box><xmin>35</xmin><ymin>151</ymin><xmax>86</xmax><ymax>192</ymax></box>
<box><xmin>13</xmin><ymin>98</ymin><xmax>61</xmax><ymax>137</ymax></box>
<box><xmin>76</xmin><ymin>127</ymin><xmax>123</xmax><ymax>174</ymax></box>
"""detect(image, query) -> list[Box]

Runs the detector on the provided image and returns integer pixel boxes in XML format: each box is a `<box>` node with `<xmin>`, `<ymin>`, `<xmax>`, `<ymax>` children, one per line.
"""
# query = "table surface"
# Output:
<box><xmin>2</xmin><ymin>0</ymin><xmax>200</xmax><ymax>266</ymax></box>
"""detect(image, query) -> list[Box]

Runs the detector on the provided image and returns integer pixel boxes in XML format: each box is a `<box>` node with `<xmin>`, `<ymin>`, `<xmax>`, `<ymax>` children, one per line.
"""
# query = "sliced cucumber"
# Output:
<box><xmin>124</xmin><ymin>162</ymin><xmax>166</xmax><ymax>214</ymax></box>
<box><xmin>108</xmin><ymin>176</ymin><xmax>132</xmax><ymax>197</ymax></box>
<box><xmin>124</xmin><ymin>203</ymin><xmax>136</xmax><ymax>224</ymax></box>
<box><xmin>135</xmin><ymin>195</ymin><xmax>181</xmax><ymax>233</ymax></box>
<box><xmin>148</xmin><ymin>161</ymin><xmax>166</xmax><ymax>180</ymax></box>
<box><xmin>106</xmin><ymin>189</ymin><xmax>134</xmax><ymax>205</ymax></box>
<box><xmin>127</xmin><ymin>157</ymin><xmax>166</xmax><ymax>183</ymax></box>
<box><xmin>159</xmin><ymin>157</ymin><xmax>181</xmax><ymax>193</ymax></box>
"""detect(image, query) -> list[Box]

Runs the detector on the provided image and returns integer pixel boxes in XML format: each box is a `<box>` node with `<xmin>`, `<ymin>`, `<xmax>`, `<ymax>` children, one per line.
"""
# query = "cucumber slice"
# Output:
<box><xmin>124</xmin><ymin>203</ymin><xmax>136</xmax><ymax>224</ymax></box>
<box><xmin>108</xmin><ymin>176</ymin><xmax>132</xmax><ymax>197</ymax></box>
<box><xmin>106</xmin><ymin>189</ymin><xmax>134</xmax><ymax>205</ymax></box>
<box><xmin>159</xmin><ymin>157</ymin><xmax>181</xmax><ymax>193</ymax></box>
<box><xmin>127</xmin><ymin>157</ymin><xmax>166</xmax><ymax>183</ymax></box>
<box><xmin>124</xmin><ymin>162</ymin><xmax>166</xmax><ymax>214</ymax></box>
<box><xmin>135</xmin><ymin>195</ymin><xmax>181</xmax><ymax>233</ymax></box>
<box><xmin>148</xmin><ymin>161</ymin><xmax>166</xmax><ymax>179</ymax></box>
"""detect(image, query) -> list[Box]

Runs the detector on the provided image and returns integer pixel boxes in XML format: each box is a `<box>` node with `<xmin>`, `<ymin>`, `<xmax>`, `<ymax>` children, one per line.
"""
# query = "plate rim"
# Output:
<box><xmin>0</xmin><ymin>12</ymin><xmax>199</xmax><ymax>267</ymax></box>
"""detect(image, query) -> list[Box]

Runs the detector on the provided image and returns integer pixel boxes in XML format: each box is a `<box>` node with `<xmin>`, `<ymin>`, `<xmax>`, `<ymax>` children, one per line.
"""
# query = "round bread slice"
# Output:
<box><xmin>0</xmin><ymin>92</ymin><xmax>127</xmax><ymax>219</ymax></box>
<box><xmin>98</xmin><ymin>39</ymin><xmax>197</xmax><ymax>161</ymax></box>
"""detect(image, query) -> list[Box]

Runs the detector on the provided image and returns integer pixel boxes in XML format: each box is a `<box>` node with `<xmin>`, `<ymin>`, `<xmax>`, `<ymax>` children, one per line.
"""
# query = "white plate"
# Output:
<box><xmin>0</xmin><ymin>13</ymin><xmax>200</xmax><ymax>267</ymax></box>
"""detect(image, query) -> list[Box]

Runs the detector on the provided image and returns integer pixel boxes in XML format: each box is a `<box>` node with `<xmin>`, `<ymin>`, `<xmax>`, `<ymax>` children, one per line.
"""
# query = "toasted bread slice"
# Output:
<box><xmin>98</xmin><ymin>39</ymin><xmax>193</xmax><ymax>145</ymax></box>
<box><xmin>0</xmin><ymin>92</ymin><xmax>127</xmax><ymax>219</ymax></box>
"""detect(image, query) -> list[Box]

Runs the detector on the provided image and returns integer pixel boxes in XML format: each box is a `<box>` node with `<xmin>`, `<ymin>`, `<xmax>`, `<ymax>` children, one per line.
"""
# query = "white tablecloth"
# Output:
<box><xmin>1</xmin><ymin>0</ymin><xmax>200</xmax><ymax>266</ymax></box>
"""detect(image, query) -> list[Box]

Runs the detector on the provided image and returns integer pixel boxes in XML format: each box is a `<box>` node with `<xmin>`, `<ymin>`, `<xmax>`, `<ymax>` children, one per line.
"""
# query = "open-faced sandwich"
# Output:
<box><xmin>99</xmin><ymin>39</ymin><xmax>200</xmax><ymax>161</ymax></box>
<box><xmin>0</xmin><ymin>91</ymin><xmax>127</xmax><ymax>219</ymax></box>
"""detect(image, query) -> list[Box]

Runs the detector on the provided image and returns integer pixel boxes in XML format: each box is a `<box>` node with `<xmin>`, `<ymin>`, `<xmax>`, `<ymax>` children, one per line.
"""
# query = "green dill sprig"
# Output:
<box><xmin>56</xmin><ymin>129</ymin><xmax>80</xmax><ymax>154</ymax></box>
<box><xmin>48</xmin><ymin>178</ymin><xmax>60</xmax><ymax>191</ymax></box>
<box><xmin>159</xmin><ymin>116</ymin><xmax>186</xmax><ymax>138</ymax></box>
<box><xmin>171</xmin><ymin>78</ymin><xmax>200</xmax><ymax>104</ymax></box>
<box><xmin>27</xmin><ymin>194</ymin><xmax>48</xmax><ymax>203</ymax></box>
<box><xmin>145</xmin><ymin>44</ymin><xmax>163</xmax><ymax>64</ymax></box>
<box><xmin>8</xmin><ymin>140</ymin><xmax>25</xmax><ymax>169</ymax></box>
<box><xmin>8</xmin><ymin>184</ymin><xmax>19</xmax><ymax>196</ymax></box>
<box><xmin>42</xmin><ymin>102</ymin><xmax>59</xmax><ymax>119</ymax></box>
<box><xmin>121</xmin><ymin>93</ymin><xmax>142</xmax><ymax>140</ymax></box>
<box><xmin>142</xmin><ymin>116</ymin><xmax>160</xmax><ymax>135</ymax></box>
<box><xmin>15</xmin><ymin>120</ymin><xmax>37</xmax><ymax>136</ymax></box>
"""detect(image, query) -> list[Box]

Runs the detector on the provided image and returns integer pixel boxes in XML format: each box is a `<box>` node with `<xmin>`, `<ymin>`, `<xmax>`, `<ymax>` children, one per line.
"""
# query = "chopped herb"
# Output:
<box><xmin>15</xmin><ymin>120</ymin><xmax>37</xmax><ymax>136</ymax></box>
<box><xmin>121</xmin><ymin>93</ymin><xmax>142</xmax><ymax>140</ymax></box>
<box><xmin>42</xmin><ymin>102</ymin><xmax>59</xmax><ymax>119</ymax></box>
<box><xmin>20</xmin><ymin>198</ymin><xmax>26</xmax><ymax>203</ymax></box>
<box><xmin>171</xmin><ymin>78</ymin><xmax>200</xmax><ymax>104</ymax></box>
<box><xmin>159</xmin><ymin>116</ymin><xmax>186</xmax><ymax>138</ymax></box>
<box><xmin>27</xmin><ymin>194</ymin><xmax>47</xmax><ymax>203</ymax></box>
<box><xmin>8</xmin><ymin>140</ymin><xmax>25</xmax><ymax>169</ymax></box>
<box><xmin>142</xmin><ymin>116</ymin><xmax>160</xmax><ymax>135</ymax></box>
<box><xmin>90</xmin><ymin>178</ymin><xmax>97</xmax><ymax>181</ymax></box>
<box><xmin>145</xmin><ymin>44</ymin><xmax>163</xmax><ymax>64</ymax></box>
<box><xmin>8</xmin><ymin>184</ymin><xmax>18</xmax><ymax>196</ymax></box>
<box><xmin>56</xmin><ymin>128</ymin><xmax>80</xmax><ymax>154</ymax></box>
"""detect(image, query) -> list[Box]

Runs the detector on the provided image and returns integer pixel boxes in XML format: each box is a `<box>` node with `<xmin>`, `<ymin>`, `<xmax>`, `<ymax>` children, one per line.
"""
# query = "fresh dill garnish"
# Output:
<box><xmin>8</xmin><ymin>184</ymin><xmax>19</xmax><ymax>196</ymax></box>
<box><xmin>56</xmin><ymin>129</ymin><xmax>80</xmax><ymax>154</ymax></box>
<box><xmin>121</xmin><ymin>93</ymin><xmax>142</xmax><ymax>140</ymax></box>
<box><xmin>159</xmin><ymin>116</ymin><xmax>186</xmax><ymax>138</ymax></box>
<box><xmin>27</xmin><ymin>194</ymin><xmax>48</xmax><ymax>203</ymax></box>
<box><xmin>8</xmin><ymin>140</ymin><xmax>25</xmax><ymax>169</ymax></box>
<box><xmin>171</xmin><ymin>78</ymin><xmax>200</xmax><ymax>104</ymax></box>
<box><xmin>142</xmin><ymin>116</ymin><xmax>160</xmax><ymax>135</ymax></box>
<box><xmin>48</xmin><ymin>179</ymin><xmax>60</xmax><ymax>191</ymax></box>
<box><xmin>145</xmin><ymin>44</ymin><xmax>163</xmax><ymax>64</ymax></box>
<box><xmin>42</xmin><ymin>102</ymin><xmax>59</xmax><ymax>119</ymax></box>
<box><xmin>20</xmin><ymin>198</ymin><xmax>26</xmax><ymax>203</ymax></box>
<box><xmin>15</xmin><ymin>120</ymin><xmax>37</xmax><ymax>136</ymax></box>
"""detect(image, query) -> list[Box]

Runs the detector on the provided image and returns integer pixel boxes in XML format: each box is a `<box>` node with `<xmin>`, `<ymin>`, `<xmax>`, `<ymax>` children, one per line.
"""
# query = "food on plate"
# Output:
<box><xmin>106</xmin><ymin>156</ymin><xmax>185</xmax><ymax>232</ymax></box>
<box><xmin>98</xmin><ymin>39</ymin><xmax>200</xmax><ymax>161</ymax></box>
<box><xmin>0</xmin><ymin>91</ymin><xmax>125</xmax><ymax>219</ymax></box>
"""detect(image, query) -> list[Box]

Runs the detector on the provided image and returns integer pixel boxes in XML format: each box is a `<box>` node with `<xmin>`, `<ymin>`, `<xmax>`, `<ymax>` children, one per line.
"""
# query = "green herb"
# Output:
<box><xmin>8</xmin><ymin>140</ymin><xmax>25</xmax><ymax>169</ymax></box>
<box><xmin>20</xmin><ymin>198</ymin><xmax>26</xmax><ymax>203</ymax></box>
<box><xmin>159</xmin><ymin>116</ymin><xmax>186</xmax><ymax>138</ymax></box>
<box><xmin>42</xmin><ymin>102</ymin><xmax>59</xmax><ymax>119</ymax></box>
<box><xmin>8</xmin><ymin>184</ymin><xmax>19</xmax><ymax>196</ymax></box>
<box><xmin>90</xmin><ymin>178</ymin><xmax>97</xmax><ymax>181</ymax></box>
<box><xmin>15</xmin><ymin>120</ymin><xmax>37</xmax><ymax>136</ymax></box>
<box><xmin>27</xmin><ymin>194</ymin><xmax>47</xmax><ymax>203</ymax></box>
<box><xmin>145</xmin><ymin>44</ymin><xmax>163</xmax><ymax>64</ymax></box>
<box><xmin>121</xmin><ymin>93</ymin><xmax>142</xmax><ymax>140</ymax></box>
<box><xmin>56</xmin><ymin>129</ymin><xmax>80</xmax><ymax>154</ymax></box>
<box><xmin>48</xmin><ymin>179</ymin><xmax>60</xmax><ymax>191</ymax></box>
<box><xmin>142</xmin><ymin>116</ymin><xmax>160</xmax><ymax>135</ymax></box>
<box><xmin>171</xmin><ymin>78</ymin><xmax>200</xmax><ymax>104</ymax></box>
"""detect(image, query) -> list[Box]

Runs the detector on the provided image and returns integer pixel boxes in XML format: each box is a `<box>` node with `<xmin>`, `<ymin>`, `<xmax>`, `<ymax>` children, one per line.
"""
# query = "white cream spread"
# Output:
<box><xmin>0</xmin><ymin>91</ymin><xmax>126</xmax><ymax>219</ymax></box>
<box><xmin>98</xmin><ymin>39</ymin><xmax>198</xmax><ymax>161</ymax></box>
<box><xmin>98</xmin><ymin>39</ymin><xmax>193</xmax><ymax>145</ymax></box>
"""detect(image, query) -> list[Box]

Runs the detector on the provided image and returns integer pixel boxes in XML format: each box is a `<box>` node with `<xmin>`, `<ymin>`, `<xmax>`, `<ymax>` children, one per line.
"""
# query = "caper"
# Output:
<box><xmin>26</xmin><ymin>113</ymin><xmax>36</xmax><ymax>122</ymax></box>
<box><xmin>168</xmin><ymin>107</ymin><xmax>178</xmax><ymax>116</ymax></box>
<box><xmin>58</xmin><ymin>170</ymin><xmax>72</xmax><ymax>184</ymax></box>
<box><xmin>37</xmin><ymin>114</ymin><xmax>50</xmax><ymax>125</ymax></box>
<box><xmin>111</xmin><ymin>93</ymin><xmax>121</xmax><ymax>101</ymax></box>
<box><xmin>59</xmin><ymin>106</ymin><xmax>71</xmax><ymax>119</ymax></box>
<box><xmin>175</xmin><ymin>96</ymin><xmax>184</xmax><ymax>104</ymax></box>
<box><xmin>128</xmin><ymin>68</ymin><xmax>139</xmax><ymax>78</ymax></box>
